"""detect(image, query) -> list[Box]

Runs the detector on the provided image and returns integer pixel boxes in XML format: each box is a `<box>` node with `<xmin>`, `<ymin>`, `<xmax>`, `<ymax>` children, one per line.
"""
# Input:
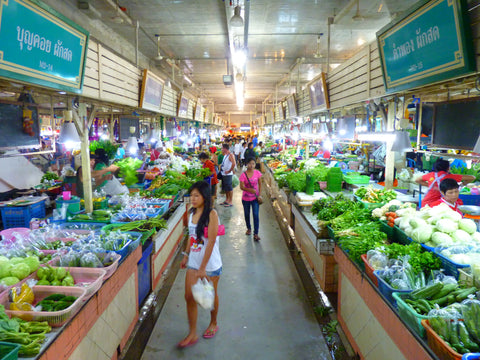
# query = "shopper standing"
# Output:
<box><xmin>240</xmin><ymin>142</ymin><xmax>247</xmax><ymax>168</ymax></box>
<box><xmin>239</xmin><ymin>157</ymin><xmax>262</xmax><ymax>241</ymax></box>
<box><xmin>220</xmin><ymin>143</ymin><xmax>236</xmax><ymax>207</ymax></box>
<box><xmin>234</xmin><ymin>139</ymin><xmax>242</xmax><ymax>167</ymax></box>
<box><xmin>199</xmin><ymin>152</ymin><xmax>219</xmax><ymax>203</ymax></box>
<box><xmin>179</xmin><ymin>181</ymin><xmax>222</xmax><ymax>348</ymax></box>
<box><xmin>244</xmin><ymin>142</ymin><xmax>256</xmax><ymax>162</ymax></box>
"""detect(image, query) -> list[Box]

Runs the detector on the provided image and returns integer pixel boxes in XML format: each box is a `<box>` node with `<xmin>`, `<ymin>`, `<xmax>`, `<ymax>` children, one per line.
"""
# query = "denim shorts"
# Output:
<box><xmin>188</xmin><ymin>266</ymin><xmax>222</xmax><ymax>277</ymax></box>
<box><xmin>222</xmin><ymin>175</ymin><xmax>233</xmax><ymax>192</ymax></box>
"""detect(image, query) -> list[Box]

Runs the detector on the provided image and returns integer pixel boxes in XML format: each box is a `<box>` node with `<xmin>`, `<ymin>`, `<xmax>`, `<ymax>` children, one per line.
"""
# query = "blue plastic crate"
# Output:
<box><xmin>459</xmin><ymin>194</ymin><xmax>480</xmax><ymax>206</ymax></box>
<box><xmin>0</xmin><ymin>200</ymin><xmax>46</xmax><ymax>229</ymax></box>
<box><xmin>434</xmin><ymin>249</ymin><xmax>471</xmax><ymax>279</ymax></box>
<box><xmin>137</xmin><ymin>241</ymin><xmax>153</xmax><ymax>306</ymax></box>
<box><xmin>374</xmin><ymin>270</ymin><xmax>412</xmax><ymax>307</ymax></box>
<box><xmin>463</xmin><ymin>354</ymin><xmax>480</xmax><ymax>360</ymax></box>
<box><xmin>57</xmin><ymin>222</ymin><xmax>105</xmax><ymax>231</ymax></box>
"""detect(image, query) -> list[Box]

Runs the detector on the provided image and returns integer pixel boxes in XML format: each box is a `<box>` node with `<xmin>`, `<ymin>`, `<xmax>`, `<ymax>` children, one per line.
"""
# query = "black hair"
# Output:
<box><xmin>189</xmin><ymin>181</ymin><xmax>212</xmax><ymax>241</ymax></box>
<box><xmin>94</xmin><ymin>148</ymin><xmax>109</xmax><ymax>166</ymax></box>
<box><xmin>440</xmin><ymin>178</ymin><xmax>459</xmax><ymax>193</ymax></box>
<box><xmin>198</xmin><ymin>152</ymin><xmax>209</xmax><ymax>160</ymax></box>
<box><xmin>248</xmin><ymin>142</ymin><xmax>253</xmax><ymax>148</ymax></box>
<box><xmin>434</xmin><ymin>159</ymin><xmax>450</xmax><ymax>172</ymax></box>
<box><xmin>222</xmin><ymin>143</ymin><xmax>229</xmax><ymax>150</ymax></box>
<box><xmin>245</xmin><ymin>157</ymin><xmax>256</xmax><ymax>164</ymax></box>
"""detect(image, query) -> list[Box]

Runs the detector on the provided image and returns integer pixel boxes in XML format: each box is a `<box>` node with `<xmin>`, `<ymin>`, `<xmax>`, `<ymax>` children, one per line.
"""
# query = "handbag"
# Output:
<box><xmin>245</xmin><ymin>172</ymin><xmax>263</xmax><ymax>204</ymax></box>
<box><xmin>204</xmin><ymin>224</ymin><xmax>225</xmax><ymax>238</ymax></box>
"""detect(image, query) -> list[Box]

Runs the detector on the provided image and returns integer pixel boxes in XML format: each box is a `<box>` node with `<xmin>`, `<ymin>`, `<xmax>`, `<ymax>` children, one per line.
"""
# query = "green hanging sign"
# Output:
<box><xmin>377</xmin><ymin>0</ymin><xmax>475</xmax><ymax>93</ymax></box>
<box><xmin>0</xmin><ymin>0</ymin><xmax>89</xmax><ymax>93</ymax></box>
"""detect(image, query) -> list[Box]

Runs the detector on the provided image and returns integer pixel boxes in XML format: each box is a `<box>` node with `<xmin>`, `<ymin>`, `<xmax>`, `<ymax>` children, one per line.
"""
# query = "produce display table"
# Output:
<box><xmin>151</xmin><ymin>202</ymin><xmax>188</xmax><ymax>290</ymax></box>
<box><xmin>38</xmin><ymin>245</ymin><xmax>142</xmax><ymax>360</ymax></box>
<box><xmin>334</xmin><ymin>246</ymin><xmax>435</xmax><ymax>360</ymax></box>
<box><xmin>291</xmin><ymin>203</ymin><xmax>337</xmax><ymax>293</ymax></box>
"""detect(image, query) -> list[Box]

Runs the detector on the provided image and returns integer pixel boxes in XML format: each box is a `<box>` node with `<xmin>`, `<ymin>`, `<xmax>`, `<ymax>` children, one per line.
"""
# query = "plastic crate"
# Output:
<box><xmin>344</xmin><ymin>175</ymin><xmax>370</xmax><ymax>185</ymax></box>
<box><xmin>433</xmin><ymin>249</ymin><xmax>471</xmax><ymax>279</ymax></box>
<box><xmin>353</xmin><ymin>194</ymin><xmax>385</xmax><ymax>209</ymax></box>
<box><xmin>31</xmin><ymin>267</ymin><xmax>106</xmax><ymax>300</ymax></box>
<box><xmin>393</xmin><ymin>292</ymin><xmax>429</xmax><ymax>337</ymax></box>
<box><xmin>0</xmin><ymin>228</ymin><xmax>30</xmax><ymax>241</ymax></box>
<box><xmin>422</xmin><ymin>319</ymin><xmax>463</xmax><ymax>360</ymax></box>
<box><xmin>55</xmin><ymin>196</ymin><xmax>81</xmax><ymax>215</ymax></box>
<box><xmin>374</xmin><ymin>270</ymin><xmax>412</xmax><ymax>306</ymax></box>
<box><xmin>138</xmin><ymin>241</ymin><xmax>153</xmax><ymax>306</ymax></box>
<box><xmin>459</xmin><ymin>194</ymin><xmax>480</xmax><ymax>206</ymax></box>
<box><xmin>126</xmin><ymin>232</ymin><xmax>142</xmax><ymax>255</ymax></box>
<box><xmin>0</xmin><ymin>200</ymin><xmax>46</xmax><ymax>229</ymax></box>
<box><xmin>3</xmin><ymin>286</ymin><xmax>86</xmax><ymax>327</ymax></box>
<box><xmin>50</xmin><ymin>252</ymin><xmax>121</xmax><ymax>280</ymax></box>
<box><xmin>361</xmin><ymin>254</ymin><xmax>378</xmax><ymax>287</ymax></box>
<box><xmin>392</xmin><ymin>226</ymin><xmax>413</xmax><ymax>245</ymax></box>
<box><xmin>326</xmin><ymin>226</ymin><xmax>335</xmax><ymax>241</ymax></box>
<box><xmin>0</xmin><ymin>342</ymin><xmax>20</xmax><ymax>360</ymax></box>
<box><xmin>379</xmin><ymin>220</ymin><xmax>394</xmax><ymax>240</ymax></box>
<box><xmin>57</xmin><ymin>222</ymin><xmax>105</xmax><ymax>232</ymax></box>
<box><xmin>463</xmin><ymin>354</ymin><xmax>480</xmax><ymax>360</ymax></box>
<box><xmin>93</xmin><ymin>199</ymin><xmax>108</xmax><ymax>210</ymax></box>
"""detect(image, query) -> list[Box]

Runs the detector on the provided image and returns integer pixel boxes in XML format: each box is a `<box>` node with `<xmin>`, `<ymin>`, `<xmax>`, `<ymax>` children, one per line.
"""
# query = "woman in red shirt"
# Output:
<box><xmin>415</xmin><ymin>159</ymin><xmax>474</xmax><ymax>208</ymax></box>
<box><xmin>199</xmin><ymin>152</ymin><xmax>219</xmax><ymax>203</ymax></box>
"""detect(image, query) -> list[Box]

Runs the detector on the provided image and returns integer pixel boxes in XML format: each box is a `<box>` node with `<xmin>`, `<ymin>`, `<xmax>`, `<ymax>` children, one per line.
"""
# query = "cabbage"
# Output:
<box><xmin>411</xmin><ymin>225</ymin><xmax>433</xmax><ymax>243</ymax></box>
<box><xmin>399</xmin><ymin>216</ymin><xmax>414</xmax><ymax>230</ymax></box>
<box><xmin>0</xmin><ymin>263</ymin><xmax>12</xmax><ymax>279</ymax></box>
<box><xmin>436</xmin><ymin>219</ymin><xmax>458</xmax><ymax>234</ymax></box>
<box><xmin>431</xmin><ymin>232</ymin><xmax>454</xmax><ymax>247</ymax></box>
<box><xmin>0</xmin><ymin>256</ymin><xmax>9</xmax><ymax>265</ymax></box>
<box><xmin>8</xmin><ymin>257</ymin><xmax>24</xmax><ymax>265</ymax></box>
<box><xmin>428</xmin><ymin>203</ymin><xmax>452</xmax><ymax>218</ymax></box>
<box><xmin>410</xmin><ymin>218</ymin><xmax>427</xmax><ymax>229</ymax></box>
<box><xmin>9</xmin><ymin>263</ymin><xmax>30</xmax><ymax>280</ymax></box>
<box><xmin>22</xmin><ymin>256</ymin><xmax>40</xmax><ymax>273</ymax></box>
<box><xmin>451</xmin><ymin>229</ymin><xmax>472</xmax><ymax>244</ymax></box>
<box><xmin>0</xmin><ymin>277</ymin><xmax>20</xmax><ymax>286</ymax></box>
<box><xmin>442</xmin><ymin>210</ymin><xmax>462</xmax><ymax>222</ymax></box>
<box><xmin>426</xmin><ymin>216</ymin><xmax>441</xmax><ymax>225</ymax></box>
<box><xmin>404</xmin><ymin>226</ymin><xmax>413</xmax><ymax>237</ymax></box>
<box><xmin>472</xmin><ymin>232</ymin><xmax>480</xmax><ymax>243</ymax></box>
<box><xmin>458</xmin><ymin>219</ymin><xmax>477</xmax><ymax>235</ymax></box>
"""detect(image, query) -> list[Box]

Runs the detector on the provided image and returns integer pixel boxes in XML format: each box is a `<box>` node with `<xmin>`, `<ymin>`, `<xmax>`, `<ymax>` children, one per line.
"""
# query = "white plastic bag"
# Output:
<box><xmin>192</xmin><ymin>278</ymin><xmax>215</xmax><ymax>310</ymax></box>
<box><xmin>103</xmin><ymin>177</ymin><xmax>128</xmax><ymax>196</ymax></box>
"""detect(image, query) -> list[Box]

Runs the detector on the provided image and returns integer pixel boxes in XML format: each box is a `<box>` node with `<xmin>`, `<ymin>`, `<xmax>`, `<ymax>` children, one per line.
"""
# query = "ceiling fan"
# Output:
<box><xmin>352</xmin><ymin>0</ymin><xmax>365</xmax><ymax>21</ymax></box>
<box><xmin>154</xmin><ymin>35</ymin><xmax>163</xmax><ymax>61</ymax></box>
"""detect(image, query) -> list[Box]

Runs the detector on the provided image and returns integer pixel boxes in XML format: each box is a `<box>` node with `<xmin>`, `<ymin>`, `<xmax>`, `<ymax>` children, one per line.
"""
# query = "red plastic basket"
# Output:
<box><xmin>422</xmin><ymin>320</ymin><xmax>462</xmax><ymax>360</ymax></box>
<box><xmin>361</xmin><ymin>254</ymin><xmax>378</xmax><ymax>287</ymax></box>
<box><xmin>49</xmin><ymin>253</ymin><xmax>120</xmax><ymax>280</ymax></box>
<box><xmin>2</xmin><ymin>285</ymin><xmax>86</xmax><ymax>327</ymax></box>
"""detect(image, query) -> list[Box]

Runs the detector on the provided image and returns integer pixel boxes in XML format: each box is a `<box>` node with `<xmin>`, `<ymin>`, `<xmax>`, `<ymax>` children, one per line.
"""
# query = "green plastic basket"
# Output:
<box><xmin>0</xmin><ymin>341</ymin><xmax>20</xmax><ymax>360</ymax></box>
<box><xmin>379</xmin><ymin>220</ymin><xmax>394</xmax><ymax>240</ymax></box>
<box><xmin>393</xmin><ymin>292</ymin><xmax>429</xmax><ymax>338</ymax></box>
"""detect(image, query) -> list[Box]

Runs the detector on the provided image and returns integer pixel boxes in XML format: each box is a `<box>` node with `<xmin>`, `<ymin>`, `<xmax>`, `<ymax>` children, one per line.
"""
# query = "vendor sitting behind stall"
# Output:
<box><xmin>76</xmin><ymin>155</ymin><xmax>119</xmax><ymax>198</ymax></box>
<box><xmin>429</xmin><ymin>178</ymin><xmax>463</xmax><ymax>216</ymax></box>
<box><xmin>416</xmin><ymin>159</ymin><xmax>474</xmax><ymax>208</ymax></box>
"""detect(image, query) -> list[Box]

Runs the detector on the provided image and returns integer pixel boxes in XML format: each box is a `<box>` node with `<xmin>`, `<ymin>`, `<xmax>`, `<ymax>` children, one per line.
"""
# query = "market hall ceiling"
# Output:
<box><xmin>54</xmin><ymin>0</ymin><xmax>419</xmax><ymax>118</ymax></box>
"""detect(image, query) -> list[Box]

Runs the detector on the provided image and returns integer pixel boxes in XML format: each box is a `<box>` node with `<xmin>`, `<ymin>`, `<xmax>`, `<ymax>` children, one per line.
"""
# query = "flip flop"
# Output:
<box><xmin>203</xmin><ymin>326</ymin><xmax>219</xmax><ymax>339</ymax></box>
<box><xmin>177</xmin><ymin>337</ymin><xmax>199</xmax><ymax>349</ymax></box>
<box><xmin>223</xmin><ymin>203</ymin><xmax>233</xmax><ymax>207</ymax></box>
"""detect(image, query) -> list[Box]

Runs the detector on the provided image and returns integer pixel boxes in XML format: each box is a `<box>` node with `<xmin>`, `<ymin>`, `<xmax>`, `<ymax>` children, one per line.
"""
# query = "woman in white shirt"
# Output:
<box><xmin>179</xmin><ymin>181</ymin><xmax>222</xmax><ymax>348</ymax></box>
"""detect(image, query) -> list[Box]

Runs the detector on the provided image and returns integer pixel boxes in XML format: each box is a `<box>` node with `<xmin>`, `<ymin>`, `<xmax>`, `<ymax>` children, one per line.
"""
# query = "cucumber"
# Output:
<box><xmin>431</xmin><ymin>283</ymin><xmax>458</xmax><ymax>300</ymax></box>
<box><xmin>411</xmin><ymin>282</ymin><xmax>443</xmax><ymax>300</ymax></box>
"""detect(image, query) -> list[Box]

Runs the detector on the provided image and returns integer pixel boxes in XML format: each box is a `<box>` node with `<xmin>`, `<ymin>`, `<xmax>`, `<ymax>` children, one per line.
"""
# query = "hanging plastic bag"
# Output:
<box><xmin>232</xmin><ymin>174</ymin><xmax>240</xmax><ymax>188</ymax></box>
<box><xmin>191</xmin><ymin>278</ymin><xmax>215</xmax><ymax>310</ymax></box>
<box><xmin>103</xmin><ymin>176</ymin><xmax>129</xmax><ymax>196</ymax></box>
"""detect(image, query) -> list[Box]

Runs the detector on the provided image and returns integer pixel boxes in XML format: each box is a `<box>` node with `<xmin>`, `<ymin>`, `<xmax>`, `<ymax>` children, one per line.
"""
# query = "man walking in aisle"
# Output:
<box><xmin>220</xmin><ymin>143</ymin><xmax>236</xmax><ymax>207</ymax></box>
<box><xmin>234</xmin><ymin>139</ymin><xmax>242</xmax><ymax>168</ymax></box>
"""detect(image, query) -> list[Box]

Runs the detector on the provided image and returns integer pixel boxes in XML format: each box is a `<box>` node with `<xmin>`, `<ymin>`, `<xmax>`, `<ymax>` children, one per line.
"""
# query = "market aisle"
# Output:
<box><xmin>141</xmin><ymin>178</ymin><xmax>332</xmax><ymax>360</ymax></box>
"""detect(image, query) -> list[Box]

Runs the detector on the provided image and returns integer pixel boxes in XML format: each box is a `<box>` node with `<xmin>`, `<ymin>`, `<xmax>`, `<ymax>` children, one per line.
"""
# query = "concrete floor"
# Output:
<box><xmin>141</xmin><ymin>181</ymin><xmax>332</xmax><ymax>360</ymax></box>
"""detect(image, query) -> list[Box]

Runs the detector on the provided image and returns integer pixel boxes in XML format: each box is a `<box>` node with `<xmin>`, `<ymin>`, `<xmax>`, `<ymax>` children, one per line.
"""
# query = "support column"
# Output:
<box><xmin>384</xmin><ymin>100</ymin><xmax>395</xmax><ymax>190</ymax></box>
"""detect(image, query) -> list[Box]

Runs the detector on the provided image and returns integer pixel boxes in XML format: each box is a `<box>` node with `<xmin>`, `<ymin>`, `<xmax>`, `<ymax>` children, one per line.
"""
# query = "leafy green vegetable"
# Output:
<box><xmin>381</xmin><ymin>242</ymin><xmax>442</xmax><ymax>274</ymax></box>
<box><xmin>90</xmin><ymin>140</ymin><xmax>119</xmax><ymax>160</ymax></box>
<box><xmin>312</xmin><ymin>194</ymin><xmax>357</xmax><ymax>221</ymax></box>
<box><xmin>116</xmin><ymin>157</ymin><xmax>144</xmax><ymax>186</ymax></box>
<box><xmin>286</xmin><ymin>171</ymin><xmax>306</xmax><ymax>192</ymax></box>
<box><xmin>41</xmin><ymin>172</ymin><xmax>59</xmax><ymax>183</ymax></box>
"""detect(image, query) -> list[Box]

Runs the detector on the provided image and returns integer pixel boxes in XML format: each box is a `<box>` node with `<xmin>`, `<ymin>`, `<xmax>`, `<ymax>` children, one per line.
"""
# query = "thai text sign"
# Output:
<box><xmin>377</xmin><ymin>0</ymin><xmax>475</xmax><ymax>93</ymax></box>
<box><xmin>0</xmin><ymin>0</ymin><xmax>89</xmax><ymax>93</ymax></box>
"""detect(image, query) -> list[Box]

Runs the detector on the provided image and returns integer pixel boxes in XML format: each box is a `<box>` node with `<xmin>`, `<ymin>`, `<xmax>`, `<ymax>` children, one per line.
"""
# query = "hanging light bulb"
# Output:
<box><xmin>391</xmin><ymin>131</ymin><xmax>412</xmax><ymax>152</ymax></box>
<box><xmin>230</xmin><ymin>5</ymin><xmax>244</xmax><ymax>27</ymax></box>
<box><xmin>58</xmin><ymin>110</ymin><xmax>81</xmax><ymax>150</ymax></box>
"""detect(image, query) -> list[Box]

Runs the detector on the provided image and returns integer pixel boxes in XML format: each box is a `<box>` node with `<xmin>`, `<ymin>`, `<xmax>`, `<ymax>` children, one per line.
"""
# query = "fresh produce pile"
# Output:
<box><xmin>0</xmin><ymin>304</ymin><xmax>51</xmax><ymax>356</ymax></box>
<box><xmin>36</xmin><ymin>266</ymin><xmax>74</xmax><ymax>286</ymax></box>
<box><xmin>0</xmin><ymin>256</ymin><xmax>40</xmax><ymax>287</ymax></box>
<box><xmin>312</xmin><ymin>194</ymin><xmax>357</xmax><ymax>221</ymax></box>
<box><xmin>105</xmin><ymin>216</ymin><xmax>167</xmax><ymax>233</ymax></box>
<box><xmin>116</xmin><ymin>157</ymin><xmax>144</xmax><ymax>186</ymax></box>
<box><xmin>450</xmin><ymin>163</ymin><xmax>480</xmax><ymax>181</ymax></box>
<box><xmin>39</xmin><ymin>239</ymin><xmax>74</xmax><ymax>250</ymax></box>
<box><xmin>392</xmin><ymin>203</ymin><xmax>480</xmax><ymax>247</ymax></box>
<box><xmin>36</xmin><ymin>293</ymin><xmax>78</xmax><ymax>312</ymax></box>
<box><xmin>89</xmin><ymin>140</ymin><xmax>119</xmax><ymax>160</ymax></box>
<box><xmin>57</xmin><ymin>252</ymin><xmax>117</xmax><ymax>268</ymax></box>
<box><xmin>404</xmin><ymin>282</ymin><xmax>477</xmax><ymax>315</ymax></box>
<box><xmin>69</xmin><ymin>209</ymin><xmax>111</xmax><ymax>222</ymax></box>
<box><xmin>355</xmin><ymin>186</ymin><xmax>397</xmax><ymax>203</ymax></box>
<box><xmin>426</xmin><ymin>296</ymin><xmax>480</xmax><ymax>354</ymax></box>
<box><xmin>40</xmin><ymin>172</ymin><xmax>59</xmax><ymax>184</ymax></box>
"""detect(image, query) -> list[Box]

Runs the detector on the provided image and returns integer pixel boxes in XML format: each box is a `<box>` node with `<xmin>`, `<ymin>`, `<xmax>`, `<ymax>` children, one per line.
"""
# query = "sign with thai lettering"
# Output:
<box><xmin>139</xmin><ymin>70</ymin><xmax>164</xmax><ymax>112</ymax></box>
<box><xmin>0</xmin><ymin>0</ymin><xmax>89</xmax><ymax>93</ymax></box>
<box><xmin>377</xmin><ymin>0</ymin><xmax>475</xmax><ymax>93</ymax></box>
